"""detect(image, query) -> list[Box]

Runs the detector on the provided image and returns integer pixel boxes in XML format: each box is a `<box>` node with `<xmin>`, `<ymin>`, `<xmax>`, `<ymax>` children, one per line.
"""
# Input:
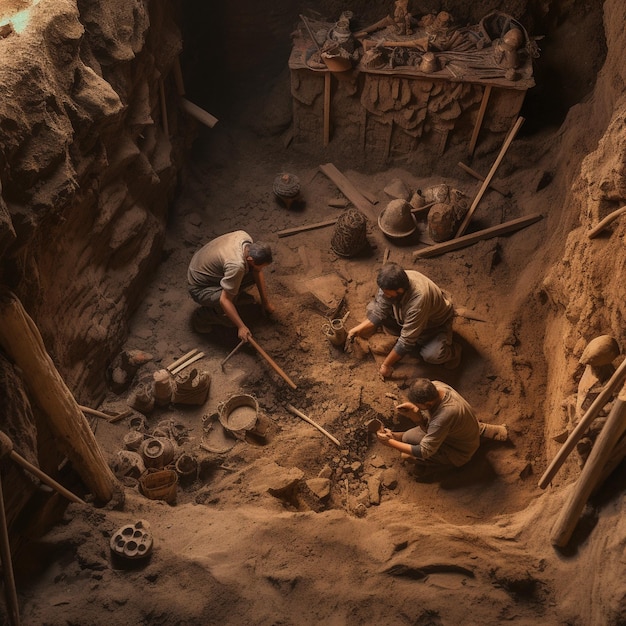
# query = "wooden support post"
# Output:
<box><xmin>324</xmin><ymin>72</ymin><xmax>331</xmax><ymax>146</ymax></box>
<box><xmin>538</xmin><ymin>356</ymin><xmax>626</xmax><ymax>489</ymax></box>
<box><xmin>551</xmin><ymin>381</ymin><xmax>626</xmax><ymax>547</ymax></box>
<box><xmin>159</xmin><ymin>79</ymin><xmax>169</xmax><ymax>136</ymax></box>
<box><xmin>172</xmin><ymin>57</ymin><xmax>185</xmax><ymax>96</ymax></box>
<box><xmin>468</xmin><ymin>84</ymin><xmax>492</xmax><ymax>158</ymax></box>
<box><xmin>455</xmin><ymin>116</ymin><xmax>525</xmax><ymax>238</ymax></box>
<box><xmin>412</xmin><ymin>213</ymin><xmax>543</xmax><ymax>259</ymax></box>
<box><xmin>0</xmin><ymin>290</ymin><xmax>117</xmax><ymax>503</ymax></box>
<box><xmin>0</xmin><ymin>476</ymin><xmax>19</xmax><ymax>626</ymax></box>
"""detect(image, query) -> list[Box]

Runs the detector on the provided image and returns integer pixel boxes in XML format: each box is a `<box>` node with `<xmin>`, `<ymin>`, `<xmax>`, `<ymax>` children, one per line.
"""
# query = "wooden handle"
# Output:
<box><xmin>286</xmin><ymin>404</ymin><xmax>340</xmax><ymax>446</ymax></box>
<box><xmin>248</xmin><ymin>337</ymin><xmax>297</xmax><ymax>389</ymax></box>
<box><xmin>220</xmin><ymin>340</ymin><xmax>245</xmax><ymax>368</ymax></box>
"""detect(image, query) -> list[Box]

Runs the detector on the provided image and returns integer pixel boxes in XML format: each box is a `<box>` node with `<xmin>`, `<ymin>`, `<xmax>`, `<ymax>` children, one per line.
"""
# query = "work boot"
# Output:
<box><xmin>443</xmin><ymin>342</ymin><xmax>462</xmax><ymax>369</ymax></box>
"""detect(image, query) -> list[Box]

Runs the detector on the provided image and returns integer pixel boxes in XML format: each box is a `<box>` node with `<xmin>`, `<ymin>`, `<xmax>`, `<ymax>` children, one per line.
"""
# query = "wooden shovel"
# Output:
<box><xmin>248</xmin><ymin>337</ymin><xmax>297</xmax><ymax>390</ymax></box>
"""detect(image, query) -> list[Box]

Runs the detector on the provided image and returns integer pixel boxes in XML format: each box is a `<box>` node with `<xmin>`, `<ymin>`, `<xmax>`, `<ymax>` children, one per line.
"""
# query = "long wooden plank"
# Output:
<box><xmin>277</xmin><ymin>218</ymin><xmax>337</xmax><ymax>238</ymax></box>
<box><xmin>319</xmin><ymin>163</ymin><xmax>378</xmax><ymax>223</ymax></box>
<box><xmin>412</xmin><ymin>213</ymin><xmax>543</xmax><ymax>259</ymax></box>
<box><xmin>455</xmin><ymin>116</ymin><xmax>525</xmax><ymax>238</ymax></box>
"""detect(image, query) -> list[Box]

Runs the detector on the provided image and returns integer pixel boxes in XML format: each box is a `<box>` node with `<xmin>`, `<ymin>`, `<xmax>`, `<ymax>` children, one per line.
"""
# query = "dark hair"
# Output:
<box><xmin>376</xmin><ymin>263</ymin><xmax>409</xmax><ymax>290</ymax></box>
<box><xmin>407</xmin><ymin>378</ymin><xmax>438</xmax><ymax>404</ymax></box>
<box><xmin>248</xmin><ymin>242</ymin><xmax>273</xmax><ymax>265</ymax></box>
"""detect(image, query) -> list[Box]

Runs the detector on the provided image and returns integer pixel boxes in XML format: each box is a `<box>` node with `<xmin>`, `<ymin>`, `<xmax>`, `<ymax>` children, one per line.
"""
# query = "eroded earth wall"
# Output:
<box><xmin>0</xmin><ymin>0</ymin><xmax>183</xmax><ymax>401</ymax></box>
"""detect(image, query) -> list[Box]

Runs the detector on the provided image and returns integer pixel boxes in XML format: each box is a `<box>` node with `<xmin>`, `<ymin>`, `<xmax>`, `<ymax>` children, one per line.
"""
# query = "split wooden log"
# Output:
<box><xmin>248</xmin><ymin>337</ymin><xmax>297</xmax><ymax>390</ymax></box>
<box><xmin>277</xmin><ymin>218</ymin><xmax>337</xmax><ymax>238</ymax></box>
<box><xmin>588</xmin><ymin>205</ymin><xmax>626</xmax><ymax>239</ymax></box>
<box><xmin>538</xmin><ymin>356</ymin><xmax>626</xmax><ymax>489</ymax></box>
<box><xmin>550</xmin><ymin>380</ymin><xmax>626</xmax><ymax>547</ymax></box>
<box><xmin>0</xmin><ymin>290</ymin><xmax>117</xmax><ymax>503</ymax></box>
<box><xmin>457</xmin><ymin>162</ymin><xmax>510</xmax><ymax>196</ymax></box>
<box><xmin>455</xmin><ymin>116</ymin><xmax>525</xmax><ymax>237</ymax></box>
<box><xmin>412</xmin><ymin>213</ymin><xmax>543</xmax><ymax>259</ymax></box>
<box><xmin>286</xmin><ymin>404</ymin><xmax>341</xmax><ymax>446</ymax></box>
<box><xmin>180</xmin><ymin>98</ymin><xmax>218</xmax><ymax>129</ymax></box>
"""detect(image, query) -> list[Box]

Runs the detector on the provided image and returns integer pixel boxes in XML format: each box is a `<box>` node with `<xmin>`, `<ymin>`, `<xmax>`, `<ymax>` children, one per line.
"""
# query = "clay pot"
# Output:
<box><xmin>378</xmin><ymin>199</ymin><xmax>417</xmax><ymax>239</ymax></box>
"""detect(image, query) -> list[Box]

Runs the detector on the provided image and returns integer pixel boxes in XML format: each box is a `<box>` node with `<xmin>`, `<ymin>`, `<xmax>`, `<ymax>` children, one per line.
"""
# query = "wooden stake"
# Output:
<box><xmin>455</xmin><ymin>116</ymin><xmax>525</xmax><ymax>238</ymax></box>
<box><xmin>550</xmin><ymin>381</ymin><xmax>626</xmax><ymax>547</ymax></box>
<box><xmin>248</xmin><ymin>337</ymin><xmax>297</xmax><ymax>390</ymax></box>
<box><xmin>413</xmin><ymin>213</ymin><xmax>543</xmax><ymax>259</ymax></box>
<box><xmin>286</xmin><ymin>404</ymin><xmax>341</xmax><ymax>446</ymax></box>
<box><xmin>319</xmin><ymin>163</ymin><xmax>378</xmax><ymax>223</ymax></box>
<box><xmin>538</xmin><ymin>356</ymin><xmax>626</xmax><ymax>489</ymax></box>
<box><xmin>468</xmin><ymin>84</ymin><xmax>491</xmax><ymax>158</ymax></box>
<box><xmin>324</xmin><ymin>72</ymin><xmax>331</xmax><ymax>146</ymax></box>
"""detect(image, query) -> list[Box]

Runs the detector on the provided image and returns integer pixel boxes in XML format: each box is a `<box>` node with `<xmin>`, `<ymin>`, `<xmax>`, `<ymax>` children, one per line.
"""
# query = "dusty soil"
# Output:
<box><xmin>8</xmin><ymin>2</ymin><xmax>626</xmax><ymax>625</ymax></box>
<box><xmin>17</xmin><ymin>117</ymin><xmax>574</xmax><ymax>625</ymax></box>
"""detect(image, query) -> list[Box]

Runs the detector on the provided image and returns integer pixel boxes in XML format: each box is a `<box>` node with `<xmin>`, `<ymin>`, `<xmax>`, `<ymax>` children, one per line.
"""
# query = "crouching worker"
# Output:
<box><xmin>187</xmin><ymin>230</ymin><xmax>274</xmax><ymax>342</ymax></box>
<box><xmin>377</xmin><ymin>378</ymin><xmax>480</xmax><ymax>468</ymax></box>
<box><xmin>347</xmin><ymin>263</ymin><xmax>461</xmax><ymax>378</ymax></box>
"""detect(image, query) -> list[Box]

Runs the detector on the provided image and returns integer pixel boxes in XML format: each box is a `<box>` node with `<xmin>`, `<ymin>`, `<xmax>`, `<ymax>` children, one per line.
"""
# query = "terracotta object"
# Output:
<box><xmin>378</xmin><ymin>199</ymin><xmax>417</xmax><ymax>238</ymax></box>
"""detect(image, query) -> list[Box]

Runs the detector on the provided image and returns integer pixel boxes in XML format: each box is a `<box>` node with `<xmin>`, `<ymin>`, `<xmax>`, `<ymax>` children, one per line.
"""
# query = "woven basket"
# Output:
<box><xmin>139</xmin><ymin>469</ymin><xmax>178</xmax><ymax>504</ymax></box>
<box><xmin>217</xmin><ymin>393</ymin><xmax>259</xmax><ymax>435</ymax></box>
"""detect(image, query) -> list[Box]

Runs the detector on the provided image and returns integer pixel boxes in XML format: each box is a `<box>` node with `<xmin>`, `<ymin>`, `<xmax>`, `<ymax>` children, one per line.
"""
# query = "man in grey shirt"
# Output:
<box><xmin>187</xmin><ymin>230</ymin><xmax>274</xmax><ymax>341</ymax></box>
<box><xmin>347</xmin><ymin>263</ymin><xmax>460</xmax><ymax>376</ymax></box>
<box><xmin>377</xmin><ymin>378</ymin><xmax>480</xmax><ymax>467</ymax></box>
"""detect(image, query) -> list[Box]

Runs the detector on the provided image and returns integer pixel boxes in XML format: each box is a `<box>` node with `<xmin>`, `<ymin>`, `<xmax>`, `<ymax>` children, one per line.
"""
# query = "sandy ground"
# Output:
<box><xmin>16</xmin><ymin>114</ymin><xmax>581</xmax><ymax>625</ymax></box>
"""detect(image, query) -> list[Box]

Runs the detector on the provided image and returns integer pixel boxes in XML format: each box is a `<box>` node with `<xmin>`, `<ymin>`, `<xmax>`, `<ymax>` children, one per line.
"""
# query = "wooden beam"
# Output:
<box><xmin>0</xmin><ymin>290</ymin><xmax>118</xmax><ymax>503</ymax></box>
<box><xmin>412</xmin><ymin>213</ymin><xmax>543</xmax><ymax>259</ymax></box>
<box><xmin>468</xmin><ymin>84</ymin><xmax>491</xmax><ymax>158</ymax></box>
<box><xmin>180</xmin><ymin>98</ymin><xmax>218</xmax><ymax>129</ymax></box>
<box><xmin>319</xmin><ymin>163</ymin><xmax>378</xmax><ymax>224</ymax></box>
<box><xmin>455</xmin><ymin>116</ymin><xmax>525</xmax><ymax>238</ymax></box>
<box><xmin>277</xmin><ymin>218</ymin><xmax>337</xmax><ymax>238</ymax></box>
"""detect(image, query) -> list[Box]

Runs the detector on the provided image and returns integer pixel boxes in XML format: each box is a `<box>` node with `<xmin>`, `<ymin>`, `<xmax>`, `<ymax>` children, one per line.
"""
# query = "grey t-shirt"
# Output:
<box><xmin>187</xmin><ymin>230</ymin><xmax>252</xmax><ymax>296</ymax></box>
